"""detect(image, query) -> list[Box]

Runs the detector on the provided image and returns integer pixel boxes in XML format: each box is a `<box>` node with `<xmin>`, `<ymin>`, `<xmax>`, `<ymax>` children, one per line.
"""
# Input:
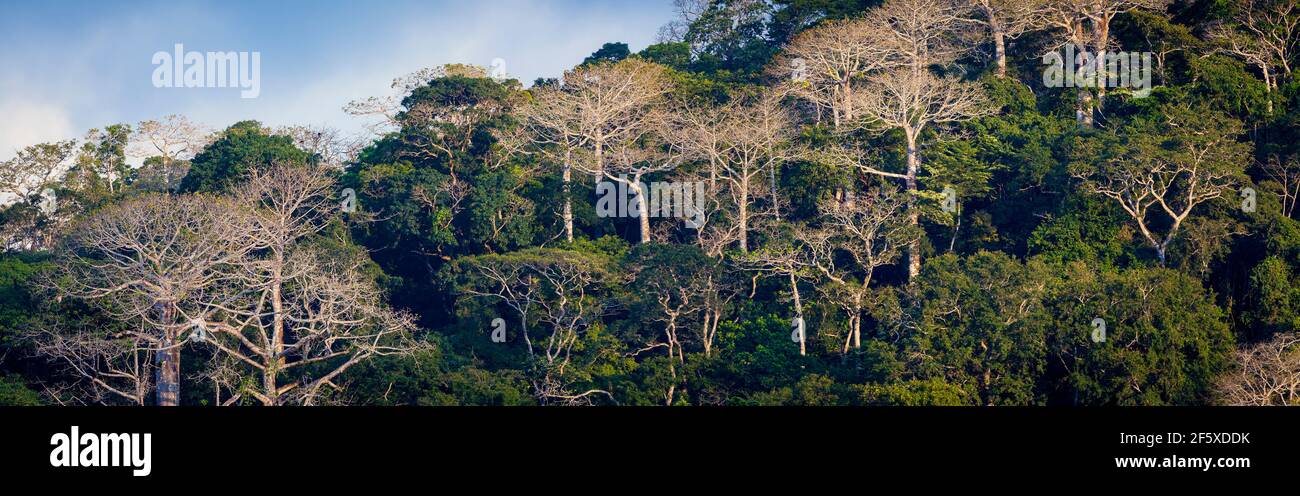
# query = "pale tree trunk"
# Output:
<box><xmin>994</xmin><ymin>30</ymin><xmax>1007</xmax><ymax>77</ymax></box>
<box><xmin>664</xmin><ymin>317</ymin><xmax>679</xmax><ymax>406</ymax></box>
<box><xmin>628</xmin><ymin>175</ymin><xmax>651</xmax><ymax>244</ymax></box>
<box><xmin>156</xmin><ymin>337</ymin><xmax>180</xmax><ymax>406</ymax></box>
<box><xmin>904</xmin><ymin>129</ymin><xmax>921</xmax><ymax>280</ymax></box>
<box><xmin>702</xmin><ymin>310</ymin><xmax>715</xmax><ymax>358</ymax></box>
<box><xmin>708</xmin><ymin>157</ymin><xmax>718</xmax><ymax>194</ymax></box>
<box><xmin>265</xmin><ymin>252</ymin><xmax>285</xmax><ymax>406</ymax></box>
<box><xmin>563</xmin><ymin>151</ymin><xmax>574</xmax><ymax>243</ymax></box>
<box><xmin>769</xmin><ymin>160</ymin><xmax>782</xmax><ymax>221</ymax></box>
<box><xmin>831</xmin><ymin>90</ymin><xmax>843</xmax><ymax>128</ymax></box>
<box><xmin>790</xmin><ymin>271</ymin><xmax>805</xmax><ymax>357</ymax></box>
<box><xmin>1093</xmin><ymin>24</ymin><xmax>1110</xmax><ymax>115</ymax></box>
<box><xmin>841</xmin><ymin>81</ymin><xmax>854</xmax><ymax>122</ymax></box>
<box><xmin>155</xmin><ymin>303</ymin><xmax>180</xmax><ymax>406</ymax></box>
<box><xmin>1264</xmin><ymin>66</ymin><xmax>1275</xmax><ymax>114</ymax></box>
<box><xmin>738</xmin><ymin>178</ymin><xmax>750</xmax><ymax>251</ymax></box>
<box><xmin>1073</xmin><ymin>19</ymin><xmax>1094</xmax><ymax>128</ymax></box>
<box><xmin>1077</xmin><ymin>90</ymin><xmax>1094</xmax><ymax>128</ymax></box>
<box><xmin>852</xmin><ymin>289</ymin><xmax>864</xmax><ymax>350</ymax></box>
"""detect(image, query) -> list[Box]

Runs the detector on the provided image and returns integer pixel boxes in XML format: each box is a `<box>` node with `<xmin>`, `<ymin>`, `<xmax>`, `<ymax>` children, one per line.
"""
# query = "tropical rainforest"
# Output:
<box><xmin>1</xmin><ymin>0</ymin><xmax>1298</xmax><ymax>406</ymax></box>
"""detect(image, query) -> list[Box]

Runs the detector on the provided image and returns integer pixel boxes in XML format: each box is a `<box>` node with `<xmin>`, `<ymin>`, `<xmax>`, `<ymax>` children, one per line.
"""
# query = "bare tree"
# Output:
<box><xmin>800</xmin><ymin>186</ymin><xmax>917</xmax><ymax>352</ymax></box>
<box><xmin>667</xmin><ymin>99</ymin><xmax>729</xmax><ymax>193</ymax></box>
<box><xmin>1039</xmin><ymin>0</ymin><xmax>1171</xmax><ymax>126</ymax></box>
<box><xmin>657</xmin><ymin>0</ymin><xmax>709</xmax><ymax>42</ymax></box>
<box><xmin>51</xmin><ymin>194</ymin><xmax>256</xmax><ymax>405</ymax></box>
<box><xmin>1216</xmin><ymin>332</ymin><xmax>1300</xmax><ymax>406</ymax></box>
<box><xmin>672</xmin><ymin>90</ymin><xmax>804</xmax><ymax>252</ymax></box>
<box><xmin>1261</xmin><ymin>154</ymin><xmax>1300</xmax><ymax>217</ymax></box>
<box><xmin>461</xmin><ymin>249</ymin><xmax>615</xmax><ymax>404</ymax></box>
<box><xmin>1072</xmin><ymin>107</ymin><xmax>1249</xmax><ymax>265</ymax></box>
<box><xmin>0</xmin><ymin>140</ymin><xmax>77</xmax><ymax>202</ymax></box>
<box><xmin>25</xmin><ymin>320</ymin><xmax>154</xmax><ymax>405</ymax></box>
<box><xmin>628</xmin><ymin>248</ymin><xmax>737</xmax><ymax>404</ymax></box>
<box><xmin>577</xmin><ymin>130</ymin><xmax>682</xmax><ymax>244</ymax></box>
<box><xmin>630</xmin><ymin>265</ymin><xmax>699</xmax><ymax>405</ymax></box>
<box><xmin>965</xmin><ymin>0</ymin><xmax>1048</xmax><ymax>76</ymax></box>
<box><xmin>344</xmin><ymin>65</ymin><xmax>477</xmax><ymax>135</ymax></box>
<box><xmin>131</xmin><ymin>115</ymin><xmax>212</xmax><ymax>191</ymax></box>
<box><xmin>776</xmin><ymin>17</ymin><xmax>895</xmax><ymax>126</ymax></box>
<box><xmin>1207</xmin><ymin>0</ymin><xmax>1298</xmax><ymax>114</ymax></box>
<box><xmin>737</xmin><ymin>234</ymin><xmax>815</xmax><ymax>356</ymax></box>
<box><xmin>869</xmin><ymin>0</ymin><xmax>974</xmax><ymax>70</ymax></box>
<box><xmin>513</xmin><ymin>85</ymin><xmax>592</xmax><ymax>243</ymax></box>
<box><xmin>563</xmin><ymin>59</ymin><xmax>673</xmax><ymax>180</ymax></box>
<box><xmin>512</xmin><ymin>59</ymin><xmax>671</xmax><ymax>243</ymax></box>
<box><xmin>198</xmin><ymin>162</ymin><xmax>422</xmax><ymax>405</ymax></box>
<box><xmin>275</xmin><ymin>124</ymin><xmax>361</xmax><ymax>170</ymax></box>
<box><xmin>852</xmin><ymin>68</ymin><xmax>990</xmax><ymax>278</ymax></box>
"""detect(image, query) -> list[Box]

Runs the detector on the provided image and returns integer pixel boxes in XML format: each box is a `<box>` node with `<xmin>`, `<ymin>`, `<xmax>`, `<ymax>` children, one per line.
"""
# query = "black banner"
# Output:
<box><xmin>0</xmin><ymin>407</ymin><xmax>1291</xmax><ymax>486</ymax></box>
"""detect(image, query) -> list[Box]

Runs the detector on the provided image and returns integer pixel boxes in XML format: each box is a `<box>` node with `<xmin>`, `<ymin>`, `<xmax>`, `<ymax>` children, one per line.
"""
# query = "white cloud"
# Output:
<box><xmin>0</xmin><ymin>100</ymin><xmax>76</xmax><ymax>161</ymax></box>
<box><xmin>0</xmin><ymin>1</ymin><xmax>674</xmax><ymax>153</ymax></box>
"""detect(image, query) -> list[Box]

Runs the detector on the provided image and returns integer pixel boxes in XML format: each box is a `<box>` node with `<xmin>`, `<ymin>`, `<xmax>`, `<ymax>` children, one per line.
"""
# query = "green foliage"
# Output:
<box><xmin>857</xmin><ymin>378</ymin><xmax>973</xmax><ymax>406</ymax></box>
<box><xmin>180</xmin><ymin>120</ymin><xmax>311</xmax><ymax>193</ymax></box>
<box><xmin>1243</xmin><ymin>256</ymin><xmax>1300</xmax><ymax>336</ymax></box>
<box><xmin>583</xmin><ymin>42</ymin><xmax>631</xmax><ymax>66</ymax></box>
<box><xmin>1046</xmin><ymin>264</ymin><xmax>1235</xmax><ymax>405</ymax></box>
<box><xmin>1</xmin><ymin>1</ymin><xmax>1292</xmax><ymax>406</ymax></box>
<box><xmin>0</xmin><ymin>374</ymin><xmax>41</xmax><ymax>406</ymax></box>
<box><xmin>906</xmin><ymin>252</ymin><xmax>1052</xmax><ymax>405</ymax></box>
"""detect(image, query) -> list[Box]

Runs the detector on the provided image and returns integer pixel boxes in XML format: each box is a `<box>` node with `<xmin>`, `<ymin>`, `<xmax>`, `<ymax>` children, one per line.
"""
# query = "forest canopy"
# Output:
<box><xmin>2</xmin><ymin>0</ymin><xmax>1299</xmax><ymax>406</ymax></box>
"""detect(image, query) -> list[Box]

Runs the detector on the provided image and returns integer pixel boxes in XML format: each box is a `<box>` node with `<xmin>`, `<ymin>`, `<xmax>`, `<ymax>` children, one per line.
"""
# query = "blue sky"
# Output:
<box><xmin>0</xmin><ymin>0</ymin><xmax>676</xmax><ymax>159</ymax></box>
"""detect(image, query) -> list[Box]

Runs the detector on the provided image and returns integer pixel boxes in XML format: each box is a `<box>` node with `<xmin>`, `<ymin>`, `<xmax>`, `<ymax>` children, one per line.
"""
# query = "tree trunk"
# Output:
<box><xmin>156</xmin><ymin>330</ymin><xmax>180</xmax><ymax>406</ymax></box>
<box><xmin>738</xmin><ymin>179</ymin><xmax>750</xmax><ymax>251</ymax></box>
<box><xmin>563</xmin><ymin>152</ymin><xmax>574</xmax><ymax>243</ymax></box>
<box><xmin>905</xmin><ymin>130</ymin><xmax>921</xmax><ymax>280</ymax></box>
<box><xmin>1264</xmin><ymin>66</ymin><xmax>1274</xmax><ymax>114</ymax></box>
<box><xmin>702</xmin><ymin>310</ymin><xmax>714</xmax><ymax>358</ymax></box>
<box><xmin>155</xmin><ymin>303</ymin><xmax>180</xmax><ymax>406</ymax></box>
<box><xmin>852</xmin><ymin>291</ymin><xmax>863</xmax><ymax>350</ymax></box>
<box><xmin>594</xmin><ymin>141</ymin><xmax>604</xmax><ymax>180</ymax></box>
<box><xmin>769</xmin><ymin>160</ymin><xmax>782</xmax><ymax>221</ymax></box>
<box><xmin>993</xmin><ymin>30</ymin><xmax>1007</xmax><ymax>77</ymax></box>
<box><xmin>790</xmin><ymin>271</ymin><xmax>805</xmax><ymax>356</ymax></box>
<box><xmin>266</xmin><ymin>252</ymin><xmax>285</xmax><ymax>406</ymax></box>
<box><xmin>632</xmin><ymin>180</ymin><xmax>650</xmax><ymax>244</ymax></box>
<box><xmin>1093</xmin><ymin>24</ymin><xmax>1110</xmax><ymax>113</ymax></box>
<box><xmin>1076</xmin><ymin>89</ymin><xmax>1094</xmax><ymax>128</ymax></box>
<box><xmin>841</xmin><ymin>81</ymin><xmax>854</xmax><ymax>122</ymax></box>
<box><xmin>708</xmin><ymin>157</ymin><xmax>718</xmax><ymax>194</ymax></box>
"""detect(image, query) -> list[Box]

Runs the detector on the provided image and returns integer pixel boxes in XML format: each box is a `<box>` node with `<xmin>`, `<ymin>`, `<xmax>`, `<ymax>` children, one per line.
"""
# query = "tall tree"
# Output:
<box><xmin>777</xmin><ymin>16</ymin><xmax>893</xmax><ymax>126</ymax></box>
<box><xmin>852</xmin><ymin>69</ymin><xmax>990</xmax><ymax>278</ymax></box>
<box><xmin>1071</xmin><ymin>105</ymin><xmax>1250</xmax><ymax>265</ymax></box>
<box><xmin>800</xmin><ymin>186</ymin><xmax>916</xmax><ymax>352</ymax></box>
<box><xmin>966</xmin><ymin>0</ymin><xmax>1047</xmax><ymax>76</ymax></box>
<box><xmin>51</xmin><ymin>194</ymin><xmax>256</xmax><ymax>405</ymax></box>
<box><xmin>199</xmin><ymin>162</ymin><xmax>421</xmax><ymax>405</ymax></box>
<box><xmin>1039</xmin><ymin>0</ymin><xmax>1171</xmax><ymax>126</ymax></box>
<box><xmin>671</xmin><ymin>90</ymin><xmax>804</xmax><ymax>251</ymax></box>
<box><xmin>519</xmin><ymin>59</ymin><xmax>671</xmax><ymax>242</ymax></box>
<box><xmin>131</xmin><ymin>115</ymin><xmax>211</xmax><ymax>192</ymax></box>
<box><xmin>79</xmin><ymin>125</ymin><xmax>132</xmax><ymax>194</ymax></box>
<box><xmin>1207</xmin><ymin>0</ymin><xmax>1299</xmax><ymax>114</ymax></box>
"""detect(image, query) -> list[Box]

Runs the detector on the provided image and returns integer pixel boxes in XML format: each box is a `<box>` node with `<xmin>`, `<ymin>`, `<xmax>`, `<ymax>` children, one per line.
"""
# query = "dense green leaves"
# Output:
<box><xmin>2</xmin><ymin>0</ymin><xmax>1298</xmax><ymax>406</ymax></box>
